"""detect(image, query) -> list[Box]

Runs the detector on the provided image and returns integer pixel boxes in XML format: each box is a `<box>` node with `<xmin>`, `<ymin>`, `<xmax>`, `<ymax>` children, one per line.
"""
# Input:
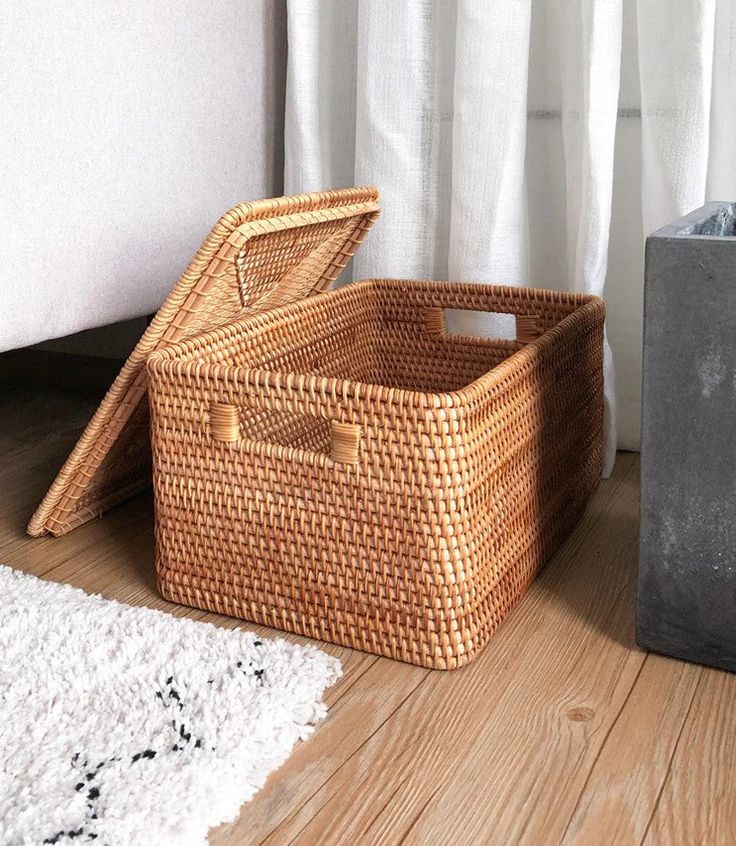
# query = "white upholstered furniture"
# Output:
<box><xmin>0</xmin><ymin>0</ymin><xmax>285</xmax><ymax>352</ymax></box>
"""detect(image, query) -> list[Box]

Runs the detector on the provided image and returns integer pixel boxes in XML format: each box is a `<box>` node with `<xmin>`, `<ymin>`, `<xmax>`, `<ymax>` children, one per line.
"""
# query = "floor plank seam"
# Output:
<box><xmin>279</xmin><ymin>789</ymin><xmax>346</xmax><ymax>846</ymax></box>
<box><xmin>558</xmin><ymin>653</ymin><xmax>650</xmax><ymax>844</ymax></box>
<box><xmin>268</xmin><ymin>671</ymin><xmax>432</xmax><ymax>844</ymax></box>
<box><xmin>639</xmin><ymin>665</ymin><xmax>704</xmax><ymax>845</ymax></box>
<box><xmin>330</xmin><ymin>656</ymin><xmax>380</xmax><ymax>706</ymax></box>
<box><xmin>395</xmin><ymin>784</ymin><xmax>443</xmax><ymax>846</ymax></box>
<box><xmin>361</xmin><ymin>770</ymin><xmax>415</xmax><ymax>842</ymax></box>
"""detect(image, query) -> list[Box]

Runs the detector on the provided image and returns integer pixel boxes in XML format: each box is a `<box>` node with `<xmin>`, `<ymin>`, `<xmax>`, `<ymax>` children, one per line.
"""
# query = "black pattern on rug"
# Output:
<box><xmin>41</xmin><ymin>653</ymin><xmax>266</xmax><ymax>845</ymax></box>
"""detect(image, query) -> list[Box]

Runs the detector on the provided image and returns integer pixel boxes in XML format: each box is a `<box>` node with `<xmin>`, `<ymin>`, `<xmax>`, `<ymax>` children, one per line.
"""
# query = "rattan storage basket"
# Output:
<box><xmin>147</xmin><ymin>229</ymin><xmax>604</xmax><ymax>667</ymax></box>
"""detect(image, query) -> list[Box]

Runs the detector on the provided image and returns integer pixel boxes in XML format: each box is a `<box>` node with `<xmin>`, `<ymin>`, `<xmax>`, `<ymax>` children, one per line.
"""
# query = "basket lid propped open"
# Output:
<box><xmin>28</xmin><ymin>187</ymin><xmax>380</xmax><ymax>536</ymax></box>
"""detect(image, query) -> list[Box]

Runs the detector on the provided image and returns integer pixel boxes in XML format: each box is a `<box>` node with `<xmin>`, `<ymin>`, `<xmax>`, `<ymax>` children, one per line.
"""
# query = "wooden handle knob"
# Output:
<box><xmin>423</xmin><ymin>307</ymin><xmax>446</xmax><ymax>335</ymax></box>
<box><xmin>330</xmin><ymin>422</ymin><xmax>361</xmax><ymax>464</ymax></box>
<box><xmin>210</xmin><ymin>403</ymin><xmax>240</xmax><ymax>442</ymax></box>
<box><xmin>516</xmin><ymin>314</ymin><xmax>540</xmax><ymax>343</ymax></box>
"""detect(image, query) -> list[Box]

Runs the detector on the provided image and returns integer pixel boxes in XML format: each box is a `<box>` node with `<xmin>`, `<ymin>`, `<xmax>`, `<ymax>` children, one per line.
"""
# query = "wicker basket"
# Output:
<box><xmin>147</xmin><ymin>265</ymin><xmax>604</xmax><ymax>666</ymax></box>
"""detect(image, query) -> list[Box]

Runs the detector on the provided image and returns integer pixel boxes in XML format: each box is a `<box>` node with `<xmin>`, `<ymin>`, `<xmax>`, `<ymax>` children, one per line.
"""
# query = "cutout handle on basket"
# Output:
<box><xmin>209</xmin><ymin>403</ymin><xmax>362</xmax><ymax>465</ymax></box>
<box><xmin>423</xmin><ymin>307</ymin><xmax>540</xmax><ymax>343</ymax></box>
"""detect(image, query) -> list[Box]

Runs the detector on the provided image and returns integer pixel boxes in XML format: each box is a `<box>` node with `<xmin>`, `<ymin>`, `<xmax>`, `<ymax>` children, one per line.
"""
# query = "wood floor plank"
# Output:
<box><xmin>643</xmin><ymin>667</ymin><xmax>736</xmax><ymax>845</ymax></box>
<box><xmin>561</xmin><ymin>654</ymin><xmax>702</xmax><ymax>845</ymax></box>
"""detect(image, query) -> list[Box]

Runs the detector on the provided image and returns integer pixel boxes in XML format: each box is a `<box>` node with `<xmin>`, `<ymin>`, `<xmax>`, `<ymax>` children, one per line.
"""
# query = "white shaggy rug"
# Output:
<box><xmin>0</xmin><ymin>566</ymin><xmax>341</xmax><ymax>845</ymax></box>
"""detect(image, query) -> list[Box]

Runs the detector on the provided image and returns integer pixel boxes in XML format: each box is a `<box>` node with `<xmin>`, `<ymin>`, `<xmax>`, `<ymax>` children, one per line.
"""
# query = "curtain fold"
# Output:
<box><xmin>448</xmin><ymin>2</ymin><xmax>532</xmax><ymax>283</ymax></box>
<box><xmin>284</xmin><ymin>0</ymin><xmax>358</xmax><ymax>191</ymax></box>
<box><xmin>554</xmin><ymin>0</ymin><xmax>622</xmax><ymax>474</ymax></box>
<box><xmin>447</xmin><ymin>1</ymin><xmax>532</xmax><ymax>339</ymax></box>
<box><xmin>637</xmin><ymin>0</ymin><xmax>716</xmax><ymax>233</ymax></box>
<box><xmin>353</xmin><ymin>2</ymin><xmax>457</xmax><ymax>279</ymax></box>
<box><xmin>285</xmin><ymin>0</ymin><xmax>736</xmax><ymax>457</ymax></box>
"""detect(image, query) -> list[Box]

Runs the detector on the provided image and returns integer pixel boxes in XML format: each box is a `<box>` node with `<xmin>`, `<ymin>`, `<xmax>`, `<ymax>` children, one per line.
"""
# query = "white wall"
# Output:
<box><xmin>1</xmin><ymin>0</ymin><xmax>286</xmax><ymax>352</ymax></box>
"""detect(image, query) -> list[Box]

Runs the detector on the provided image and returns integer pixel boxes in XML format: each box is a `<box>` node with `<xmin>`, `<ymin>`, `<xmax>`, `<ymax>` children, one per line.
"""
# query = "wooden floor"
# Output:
<box><xmin>3</xmin><ymin>366</ymin><xmax>736</xmax><ymax>846</ymax></box>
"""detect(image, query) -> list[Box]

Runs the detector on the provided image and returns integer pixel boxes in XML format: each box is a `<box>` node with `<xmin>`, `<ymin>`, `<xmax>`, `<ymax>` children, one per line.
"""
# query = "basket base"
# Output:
<box><xmin>155</xmin><ymin>491</ymin><xmax>593</xmax><ymax>672</ymax></box>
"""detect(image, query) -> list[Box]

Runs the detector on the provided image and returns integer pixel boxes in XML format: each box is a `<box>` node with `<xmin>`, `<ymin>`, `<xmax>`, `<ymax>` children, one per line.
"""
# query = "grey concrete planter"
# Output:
<box><xmin>638</xmin><ymin>202</ymin><xmax>736</xmax><ymax>672</ymax></box>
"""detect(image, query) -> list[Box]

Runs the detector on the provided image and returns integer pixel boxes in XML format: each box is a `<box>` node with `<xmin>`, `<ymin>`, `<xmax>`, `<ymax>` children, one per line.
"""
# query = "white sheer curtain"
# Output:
<box><xmin>285</xmin><ymin>0</ymin><xmax>736</xmax><ymax>467</ymax></box>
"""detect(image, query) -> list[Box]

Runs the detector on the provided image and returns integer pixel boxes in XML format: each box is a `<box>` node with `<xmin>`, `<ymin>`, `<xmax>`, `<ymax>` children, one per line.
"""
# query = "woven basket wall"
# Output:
<box><xmin>147</xmin><ymin>277</ymin><xmax>604</xmax><ymax>670</ymax></box>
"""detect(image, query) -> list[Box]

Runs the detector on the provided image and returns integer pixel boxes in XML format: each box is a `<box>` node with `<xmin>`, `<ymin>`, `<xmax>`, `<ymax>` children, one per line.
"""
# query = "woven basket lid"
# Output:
<box><xmin>28</xmin><ymin>187</ymin><xmax>380</xmax><ymax>537</ymax></box>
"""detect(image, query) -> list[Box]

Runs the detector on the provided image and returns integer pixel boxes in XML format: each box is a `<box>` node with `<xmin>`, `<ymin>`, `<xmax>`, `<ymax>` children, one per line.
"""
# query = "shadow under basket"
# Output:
<box><xmin>147</xmin><ymin>277</ymin><xmax>604</xmax><ymax>670</ymax></box>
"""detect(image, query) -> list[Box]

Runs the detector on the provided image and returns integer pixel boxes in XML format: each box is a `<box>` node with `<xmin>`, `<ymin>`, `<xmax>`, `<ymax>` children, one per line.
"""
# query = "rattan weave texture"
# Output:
<box><xmin>147</xmin><ymin>273</ymin><xmax>604</xmax><ymax>669</ymax></box>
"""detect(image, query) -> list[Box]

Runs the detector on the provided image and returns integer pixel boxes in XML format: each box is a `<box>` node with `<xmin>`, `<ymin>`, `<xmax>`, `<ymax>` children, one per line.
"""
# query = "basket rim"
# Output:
<box><xmin>147</xmin><ymin>279</ymin><xmax>604</xmax><ymax>410</ymax></box>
